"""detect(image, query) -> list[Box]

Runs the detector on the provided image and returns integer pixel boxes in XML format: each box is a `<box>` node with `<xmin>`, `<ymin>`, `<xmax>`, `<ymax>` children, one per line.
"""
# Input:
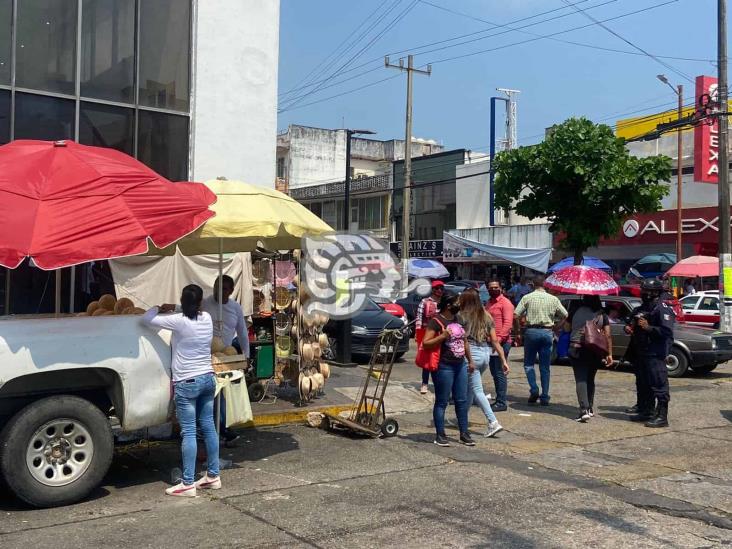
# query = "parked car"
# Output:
<box><xmin>445</xmin><ymin>280</ymin><xmax>489</xmax><ymax>304</ymax></box>
<box><xmin>396</xmin><ymin>290</ymin><xmax>423</xmax><ymax>325</ymax></box>
<box><xmin>680</xmin><ymin>290</ymin><xmax>720</xmax><ymax>328</ymax></box>
<box><xmin>324</xmin><ymin>298</ymin><xmax>410</xmax><ymax>362</ymax></box>
<box><xmin>556</xmin><ymin>295</ymin><xmax>732</xmax><ymax>377</ymax></box>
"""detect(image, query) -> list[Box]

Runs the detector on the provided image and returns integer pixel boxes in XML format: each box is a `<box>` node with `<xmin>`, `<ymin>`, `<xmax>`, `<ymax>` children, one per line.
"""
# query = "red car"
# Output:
<box><xmin>371</xmin><ymin>296</ymin><xmax>408</xmax><ymax>324</ymax></box>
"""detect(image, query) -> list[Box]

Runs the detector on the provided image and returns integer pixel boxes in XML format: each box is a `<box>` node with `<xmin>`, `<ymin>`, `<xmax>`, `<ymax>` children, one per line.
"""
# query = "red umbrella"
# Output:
<box><xmin>0</xmin><ymin>140</ymin><xmax>216</xmax><ymax>270</ymax></box>
<box><xmin>545</xmin><ymin>265</ymin><xmax>619</xmax><ymax>295</ymax></box>
<box><xmin>666</xmin><ymin>255</ymin><xmax>718</xmax><ymax>278</ymax></box>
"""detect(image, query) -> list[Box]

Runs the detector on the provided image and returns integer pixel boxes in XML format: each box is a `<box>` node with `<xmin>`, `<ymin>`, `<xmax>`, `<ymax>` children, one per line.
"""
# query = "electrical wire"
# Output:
<box><xmin>280</xmin><ymin>0</ymin><xmax>419</xmax><ymax>112</ymax></box>
<box><xmin>419</xmin><ymin>0</ymin><xmax>714</xmax><ymax>64</ymax></box>
<box><xmin>559</xmin><ymin>0</ymin><xmax>693</xmax><ymax>83</ymax></box>
<box><xmin>279</xmin><ymin>0</ymin><xmax>392</xmax><ymax>99</ymax></box>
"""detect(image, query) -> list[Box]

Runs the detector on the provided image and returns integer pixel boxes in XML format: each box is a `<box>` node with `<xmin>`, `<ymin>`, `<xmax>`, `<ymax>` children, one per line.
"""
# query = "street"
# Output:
<box><xmin>1</xmin><ymin>346</ymin><xmax>731</xmax><ymax>548</ymax></box>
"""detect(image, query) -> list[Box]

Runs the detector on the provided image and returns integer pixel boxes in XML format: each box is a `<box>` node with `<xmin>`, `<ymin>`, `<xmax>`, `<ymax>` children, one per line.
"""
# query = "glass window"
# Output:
<box><xmin>14</xmin><ymin>92</ymin><xmax>75</xmax><ymax>140</ymax></box>
<box><xmin>0</xmin><ymin>89</ymin><xmax>9</xmax><ymax>144</ymax></box>
<box><xmin>138</xmin><ymin>0</ymin><xmax>190</xmax><ymax>111</ymax></box>
<box><xmin>680</xmin><ymin>296</ymin><xmax>700</xmax><ymax>310</ymax></box>
<box><xmin>137</xmin><ymin>110</ymin><xmax>189</xmax><ymax>181</ymax></box>
<box><xmin>81</xmin><ymin>0</ymin><xmax>135</xmax><ymax>103</ymax></box>
<box><xmin>699</xmin><ymin>297</ymin><xmax>719</xmax><ymax>311</ymax></box>
<box><xmin>79</xmin><ymin>102</ymin><xmax>134</xmax><ymax>155</ymax></box>
<box><xmin>16</xmin><ymin>0</ymin><xmax>78</xmax><ymax>94</ymax></box>
<box><xmin>0</xmin><ymin>0</ymin><xmax>10</xmax><ymax>85</ymax></box>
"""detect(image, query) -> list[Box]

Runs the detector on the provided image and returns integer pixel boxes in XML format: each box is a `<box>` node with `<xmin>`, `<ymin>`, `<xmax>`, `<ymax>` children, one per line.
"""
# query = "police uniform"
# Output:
<box><xmin>627</xmin><ymin>296</ymin><xmax>674</xmax><ymax>425</ymax></box>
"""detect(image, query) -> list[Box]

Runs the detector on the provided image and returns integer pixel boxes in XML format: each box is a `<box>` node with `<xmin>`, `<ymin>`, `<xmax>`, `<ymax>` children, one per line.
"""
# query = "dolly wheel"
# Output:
<box><xmin>380</xmin><ymin>418</ymin><xmax>399</xmax><ymax>437</ymax></box>
<box><xmin>248</xmin><ymin>382</ymin><xmax>266</xmax><ymax>402</ymax></box>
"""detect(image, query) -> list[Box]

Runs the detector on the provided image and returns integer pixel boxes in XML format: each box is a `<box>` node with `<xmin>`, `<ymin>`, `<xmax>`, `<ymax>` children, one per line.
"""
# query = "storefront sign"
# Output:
<box><xmin>694</xmin><ymin>75</ymin><xmax>719</xmax><ymax>184</ymax></box>
<box><xmin>390</xmin><ymin>239</ymin><xmax>443</xmax><ymax>258</ymax></box>
<box><xmin>603</xmin><ymin>206</ymin><xmax>732</xmax><ymax>246</ymax></box>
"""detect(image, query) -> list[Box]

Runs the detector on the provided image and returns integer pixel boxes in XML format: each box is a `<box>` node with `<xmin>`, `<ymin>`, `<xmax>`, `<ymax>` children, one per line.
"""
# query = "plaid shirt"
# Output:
<box><xmin>514</xmin><ymin>288</ymin><xmax>567</xmax><ymax>327</ymax></box>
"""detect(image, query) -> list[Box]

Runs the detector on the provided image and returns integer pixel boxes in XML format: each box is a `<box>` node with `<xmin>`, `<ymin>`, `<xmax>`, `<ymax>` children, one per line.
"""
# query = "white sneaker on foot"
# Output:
<box><xmin>420</xmin><ymin>384</ymin><xmax>428</xmax><ymax>394</ymax></box>
<box><xmin>485</xmin><ymin>421</ymin><xmax>503</xmax><ymax>438</ymax></box>
<box><xmin>165</xmin><ymin>482</ymin><xmax>196</xmax><ymax>497</ymax></box>
<box><xmin>195</xmin><ymin>474</ymin><xmax>222</xmax><ymax>490</ymax></box>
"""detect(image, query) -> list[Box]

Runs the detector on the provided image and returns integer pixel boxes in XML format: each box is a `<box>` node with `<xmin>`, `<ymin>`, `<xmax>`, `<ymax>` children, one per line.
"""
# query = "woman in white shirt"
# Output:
<box><xmin>142</xmin><ymin>284</ymin><xmax>221</xmax><ymax>497</ymax></box>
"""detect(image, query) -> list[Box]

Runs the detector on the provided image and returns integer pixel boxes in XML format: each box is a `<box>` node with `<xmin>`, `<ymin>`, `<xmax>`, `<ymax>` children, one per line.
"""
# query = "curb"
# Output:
<box><xmin>245</xmin><ymin>404</ymin><xmax>354</xmax><ymax>428</ymax></box>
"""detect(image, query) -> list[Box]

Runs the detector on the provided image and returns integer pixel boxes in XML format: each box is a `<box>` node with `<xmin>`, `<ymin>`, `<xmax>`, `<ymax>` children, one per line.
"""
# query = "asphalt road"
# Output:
<box><xmin>2</xmin><ymin>346</ymin><xmax>731</xmax><ymax>548</ymax></box>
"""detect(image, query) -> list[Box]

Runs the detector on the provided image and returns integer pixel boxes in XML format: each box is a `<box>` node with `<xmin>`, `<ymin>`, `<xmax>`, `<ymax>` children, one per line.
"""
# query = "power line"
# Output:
<box><xmin>419</xmin><ymin>0</ymin><xmax>714</xmax><ymax>64</ymax></box>
<box><xmin>558</xmin><ymin>0</ymin><xmax>693</xmax><ymax>83</ymax></box>
<box><xmin>279</xmin><ymin>0</ymin><xmax>392</xmax><ymax>99</ymax></box>
<box><xmin>280</xmin><ymin>0</ymin><xmax>419</xmax><ymax>112</ymax></box>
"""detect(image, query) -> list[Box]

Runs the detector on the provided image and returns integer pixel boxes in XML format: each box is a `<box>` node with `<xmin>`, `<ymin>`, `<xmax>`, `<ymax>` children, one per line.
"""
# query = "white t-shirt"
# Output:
<box><xmin>142</xmin><ymin>307</ymin><xmax>214</xmax><ymax>383</ymax></box>
<box><xmin>201</xmin><ymin>295</ymin><xmax>250</xmax><ymax>357</ymax></box>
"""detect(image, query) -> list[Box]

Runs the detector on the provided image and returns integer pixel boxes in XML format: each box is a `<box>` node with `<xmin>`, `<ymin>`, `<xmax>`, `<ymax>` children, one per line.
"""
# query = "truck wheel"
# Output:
<box><xmin>665</xmin><ymin>347</ymin><xmax>689</xmax><ymax>378</ymax></box>
<box><xmin>0</xmin><ymin>395</ymin><xmax>113</xmax><ymax>508</ymax></box>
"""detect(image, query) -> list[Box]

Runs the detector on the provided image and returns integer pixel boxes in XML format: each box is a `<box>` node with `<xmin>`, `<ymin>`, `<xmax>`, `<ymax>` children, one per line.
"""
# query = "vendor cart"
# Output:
<box><xmin>324</xmin><ymin>322</ymin><xmax>412</xmax><ymax>438</ymax></box>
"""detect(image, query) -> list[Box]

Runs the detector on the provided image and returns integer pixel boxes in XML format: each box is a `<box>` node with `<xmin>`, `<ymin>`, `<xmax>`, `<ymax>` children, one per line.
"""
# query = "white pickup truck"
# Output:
<box><xmin>0</xmin><ymin>315</ymin><xmax>172</xmax><ymax>507</ymax></box>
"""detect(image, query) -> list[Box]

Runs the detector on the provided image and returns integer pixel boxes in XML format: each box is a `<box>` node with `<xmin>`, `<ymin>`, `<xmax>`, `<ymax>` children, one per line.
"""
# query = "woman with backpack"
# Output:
<box><xmin>565</xmin><ymin>294</ymin><xmax>613</xmax><ymax>422</ymax></box>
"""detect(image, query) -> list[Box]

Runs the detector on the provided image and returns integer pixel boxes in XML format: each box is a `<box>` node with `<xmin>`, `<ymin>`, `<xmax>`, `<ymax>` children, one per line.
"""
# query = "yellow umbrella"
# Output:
<box><xmin>154</xmin><ymin>179</ymin><xmax>333</xmax><ymax>255</ymax></box>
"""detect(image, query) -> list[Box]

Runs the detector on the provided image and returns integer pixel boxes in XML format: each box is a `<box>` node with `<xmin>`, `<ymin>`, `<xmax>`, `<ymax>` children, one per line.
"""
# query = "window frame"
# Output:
<box><xmin>1</xmin><ymin>0</ymin><xmax>193</xmax><ymax>180</ymax></box>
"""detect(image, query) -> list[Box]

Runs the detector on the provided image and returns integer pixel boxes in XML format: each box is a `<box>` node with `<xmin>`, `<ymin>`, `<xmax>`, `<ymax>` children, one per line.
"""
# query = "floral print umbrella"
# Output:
<box><xmin>545</xmin><ymin>265</ymin><xmax>619</xmax><ymax>295</ymax></box>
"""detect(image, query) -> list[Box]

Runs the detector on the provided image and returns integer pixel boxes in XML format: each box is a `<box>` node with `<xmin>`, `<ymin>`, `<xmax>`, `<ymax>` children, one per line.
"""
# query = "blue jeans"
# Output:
<box><xmin>489</xmin><ymin>341</ymin><xmax>511</xmax><ymax>407</ymax></box>
<box><xmin>466</xmin><ymin>344</ymin><xmax>497</xmax><ymax>423</ymax></box>
<box><xmin>523</xmin><ymin>328</ymin><xmax>553</xmax><ymax>401</ymax></box>
<box><xmin>174</xmin><ymin>373</ymin><xmax>219</xmax><ymax>485</ymax></box>
<box><xmin>433</xmin><ymin>360</ymin><xmax>469</xmax><ymax>435</ymax></box>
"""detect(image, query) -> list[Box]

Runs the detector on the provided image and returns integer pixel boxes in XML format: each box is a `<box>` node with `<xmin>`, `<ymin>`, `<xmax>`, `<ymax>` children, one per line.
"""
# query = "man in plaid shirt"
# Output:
<box><xmin>514</xmin><ymin>275</ymin><xmax>567</xmax><ymax>406</ymax></box>
<box><xmin>416</xmin><ymin>280</ymin><xmax>444</xmax><ymax>394</ymax></box>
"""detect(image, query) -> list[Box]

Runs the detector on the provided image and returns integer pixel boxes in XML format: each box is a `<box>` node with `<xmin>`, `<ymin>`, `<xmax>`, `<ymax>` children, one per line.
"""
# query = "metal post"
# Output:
<box><xmin>489</xmin><ymin>97</ymin><xmax>497</xmax><ymax>227</ymax></box>
<box><xmin>55</xmin><ymin>269</ymin><xmax>62</xmax><ymax>317</ymax></box>
<box><xmin>4</xmin><ymin>267</ymin><xmax>10</xmax><ymax>315</ymax></box>
<box><xmin>344</xmin><ymin>130</ymin><xmax>352</xmax><ymax>231</ymax></box>
<box><xmin>401</xmin><ymin>56</ymin><xmax>414</xmax><ymax>285</ymax></box>
<box><xmin>718</xmin><ymin>0</ymin><xmax>731</xmax><ymax>332</ymax></box>
<box><xmin>385</xmin><ymin>55</ymin><xmax>431</xmax><ymax>285</ymax></box>
<box><xmin>70</xmin><ymin>265</ymin><xmax>76</xmax><ymax>313</ymax></box>
<box><xmin>676</xmin><ymin>85</ymin><xmax>684</xmax><ymax>262</ymax></box>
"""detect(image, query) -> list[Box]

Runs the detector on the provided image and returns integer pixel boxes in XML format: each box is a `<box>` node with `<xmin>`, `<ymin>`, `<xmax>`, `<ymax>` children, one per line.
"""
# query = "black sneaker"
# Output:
<box><xmin>434</xmin><ymin>434</ymin><xmax>450</xmax><ymax>447</ymax></box>
<box><xmin>540</xmin><ymin>399</ymin><xmax>550</xmax><ymax>407</ymax></box>
<box><xmin>222</xmin><ymin>429</ymin><xmax>240</xmax><ymax>444</ymax></box>
<box><xmin>492</xmin><ymin>403</ymin><xmax>508</xmax><ymax>412</ymax></box>
<box><xmin>528</xmin><ymin>393</ymin><xmax>540</xmax><ymax>404</ymax></box>
<box><xmin>459</xmin><ymin>433</ymin><xmax>476</xmax><ymax>446</ymax></box>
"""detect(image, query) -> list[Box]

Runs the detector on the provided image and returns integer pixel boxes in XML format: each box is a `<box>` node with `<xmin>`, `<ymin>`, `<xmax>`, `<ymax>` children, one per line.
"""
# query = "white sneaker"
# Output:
<box><xmin>195</xmin><ymin>474</ymin><xmax>222</xmax><ymax>490</ymax></box>
<box><xmin>420</xmin><ymin>384</ymin><xmax>428</xmax><ymax>394</ymax></box>
<box><xmin>165</xmin><ymin>482</ymin><xmax>196</xmax><ymax>497</ymax></box>
<box><xmin>485</xmin><ymin>421</ymin><xmax>503</xmax><ymax>438</ymax></box>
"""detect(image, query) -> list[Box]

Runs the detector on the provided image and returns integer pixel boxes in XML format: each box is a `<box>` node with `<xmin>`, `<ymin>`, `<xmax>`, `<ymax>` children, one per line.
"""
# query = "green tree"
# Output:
<box><xmin>493</xmin><ymin>117</ymin><xmax>672</xmax><ymax>265</ymax></box>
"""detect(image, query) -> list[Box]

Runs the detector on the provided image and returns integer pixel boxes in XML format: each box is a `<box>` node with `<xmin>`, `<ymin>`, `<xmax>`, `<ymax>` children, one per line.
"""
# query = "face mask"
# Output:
<box><xmin>488</xmin><ymin>289</ymin><xmax>501</xmax><ymax>297</ymax></box>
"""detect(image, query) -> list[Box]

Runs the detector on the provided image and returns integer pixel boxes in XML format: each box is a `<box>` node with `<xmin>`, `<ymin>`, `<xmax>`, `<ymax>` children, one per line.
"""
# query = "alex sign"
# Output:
<box><xmin>694</xmin><ymin>75</ymin><xmax>719</xmax><ymax>184</ymax></box>
<box><xmin>602</xmin><ymin>206</ymin><xmax>732</xmax><ymax>246</ymax></box>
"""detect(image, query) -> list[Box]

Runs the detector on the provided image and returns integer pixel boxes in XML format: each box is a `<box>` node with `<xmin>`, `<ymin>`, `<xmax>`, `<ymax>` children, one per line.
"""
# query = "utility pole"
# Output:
<box><xmin>718</xmin><ymin>0</ymin><xmax>731</xmax><ymax>331</ymax></box>
<box><xmin>496</xmin><ymin>88</ymin><xmax>521</xmax><ymax>150</ymax></box>
<box><xmin>657</xmin><ymin>75</ymin><xmax>684</xmax><ymax>264</ymax></box>
<box><xmin>342</xmin><ymin>129</ymin><xmax>376</xmax><ymax>231</ymax></box>
<box><xmin>385</xmin><ymin>55</ymin><xmax>431</xmax><ymax>284</ymax></box>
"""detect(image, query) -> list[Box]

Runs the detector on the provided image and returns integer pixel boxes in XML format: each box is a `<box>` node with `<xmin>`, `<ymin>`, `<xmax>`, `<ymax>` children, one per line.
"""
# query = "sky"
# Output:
<box><xmin>277</xmin><ymin>0</ymin><xmax>719</xmax><ymax>153</ymax></box>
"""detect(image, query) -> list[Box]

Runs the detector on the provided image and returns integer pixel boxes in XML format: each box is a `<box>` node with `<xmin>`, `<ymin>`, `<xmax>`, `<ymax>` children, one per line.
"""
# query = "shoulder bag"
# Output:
<box><xmin>415</xmin><ymin>317</ymin><xmax>445</xmax><ymax>372</ymax></box>
<box><xmin>582</xmin><ymin>314</ymin><xmax>609</xmax><ymax>358</ymax></box>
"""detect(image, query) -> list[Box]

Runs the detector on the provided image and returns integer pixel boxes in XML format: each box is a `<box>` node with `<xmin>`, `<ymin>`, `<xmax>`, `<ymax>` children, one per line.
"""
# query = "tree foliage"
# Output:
<box><xmin>493</xmin><ymin>117</ymin><xmax>672</xmax><ymax>264</ymax></box>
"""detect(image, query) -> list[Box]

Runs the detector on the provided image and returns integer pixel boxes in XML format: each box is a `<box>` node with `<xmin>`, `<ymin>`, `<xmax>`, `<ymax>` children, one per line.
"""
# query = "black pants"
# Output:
<box><xmin>643</xmin><ymin>356</ymin><xmax>670</xmax><ymax>405</ymax></box>
<box><xmin>569</xmin><ymin>348</ymin><xmax>600</xmax><ymax>411</ymax></box>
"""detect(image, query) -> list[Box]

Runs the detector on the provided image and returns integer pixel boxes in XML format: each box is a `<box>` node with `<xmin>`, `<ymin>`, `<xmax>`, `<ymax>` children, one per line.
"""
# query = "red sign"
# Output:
<box><xmin>600</xmin><ymin>206</ymin><xmax>732</xmax><ymax>247</ymax></box>
<box><xmin>694</xmin><ymin>75</ymin><xmax>719</xmax><ymax>184</ymax></box>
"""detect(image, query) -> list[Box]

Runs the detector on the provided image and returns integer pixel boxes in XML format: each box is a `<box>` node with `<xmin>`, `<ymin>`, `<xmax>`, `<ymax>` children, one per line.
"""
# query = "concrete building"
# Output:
<box><xmin>279</xmin><ymin>124</ymin><xmax>443</xmax><ymax>236</ymax></box>
<box><xmin>0</xmin><ymin>0</ymin><xmax>280</xmax><ymax>315</ymax></box>
<box><xmin>0</xmin><ymin>0</ymin><xmax>279</xmax><ymax>186</ymax></box>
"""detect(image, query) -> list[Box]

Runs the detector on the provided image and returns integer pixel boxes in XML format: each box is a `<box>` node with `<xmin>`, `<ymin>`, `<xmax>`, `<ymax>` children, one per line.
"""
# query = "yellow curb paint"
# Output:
<box><xmin>232</xmin><ymin>405</ymin><xmax>354</xmax><ymax>428</ymax></box>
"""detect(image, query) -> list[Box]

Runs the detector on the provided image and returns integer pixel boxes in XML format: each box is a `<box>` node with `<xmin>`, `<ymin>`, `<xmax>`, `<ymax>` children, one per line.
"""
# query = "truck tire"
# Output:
<box><xmin>0</xmin><ymin>395</ymin><xmax>113</xmax><ymax>508</ymax></box>
<box><xmin>665</xmin><ymin>347</ymin><xmax>689</xmax><ymax>378</ymax></box>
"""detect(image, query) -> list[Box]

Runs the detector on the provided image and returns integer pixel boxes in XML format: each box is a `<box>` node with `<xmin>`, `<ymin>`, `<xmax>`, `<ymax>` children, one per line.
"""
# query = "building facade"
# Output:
<box><xmin>0</xmin><ymin>0</ymin><xmax>279</xmax><ymax>185</ymax></box>
<box><xmin>0</xmin><ymin>0</ymin><xmax>280</xmax><ymax>315</ymax></box>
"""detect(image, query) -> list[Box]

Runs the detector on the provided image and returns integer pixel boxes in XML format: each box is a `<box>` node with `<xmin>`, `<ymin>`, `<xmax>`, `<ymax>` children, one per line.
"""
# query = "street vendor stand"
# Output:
<box><xmin>150</xmin><ymin>178</ymin><xmax>334</xmax><ymax>406</ymax></box>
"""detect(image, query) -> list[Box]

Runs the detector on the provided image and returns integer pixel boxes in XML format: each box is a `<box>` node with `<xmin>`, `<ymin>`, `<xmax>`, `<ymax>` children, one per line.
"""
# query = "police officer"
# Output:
<box><xmin>625</xmin><ymin>279</ymin><xmax>674</xmax><ymax>427</ymax></box>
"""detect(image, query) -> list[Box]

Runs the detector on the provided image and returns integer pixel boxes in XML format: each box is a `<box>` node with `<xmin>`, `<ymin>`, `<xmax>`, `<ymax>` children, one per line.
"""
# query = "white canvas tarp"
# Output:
<box><xmin>109</xmin><ymin>251</ymin><xmax>254</xmax><ymax>315</ymax></box>
<box><xmin>443</xmin><ymin>231</ymin><xmax>552</xmax><ymax>273</ymax></box>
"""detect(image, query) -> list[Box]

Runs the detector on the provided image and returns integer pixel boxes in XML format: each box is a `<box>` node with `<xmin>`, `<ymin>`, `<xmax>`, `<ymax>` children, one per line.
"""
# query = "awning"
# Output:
<box><xmin>443</xmin><ymin>231</ymin><xmax>552</xmax><ymax>273</ymax></box>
